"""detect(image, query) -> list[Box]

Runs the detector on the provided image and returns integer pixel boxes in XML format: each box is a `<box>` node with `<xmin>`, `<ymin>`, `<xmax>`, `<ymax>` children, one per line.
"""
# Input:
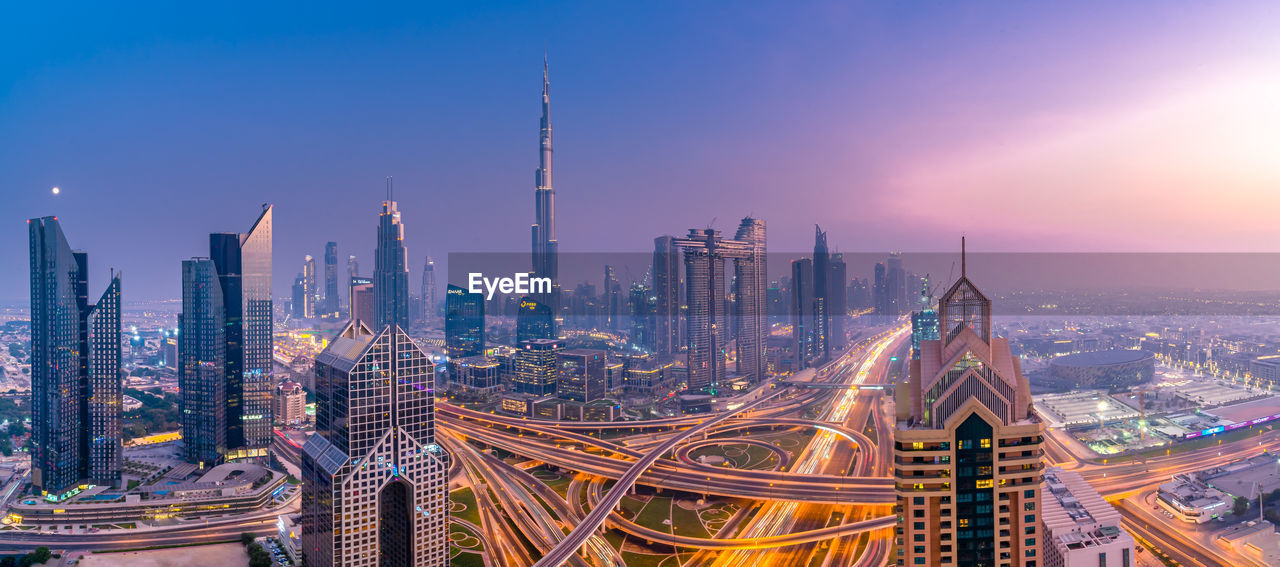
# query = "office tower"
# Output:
<box><xmin>629</xmin><ymin>283</ymin><xmax>656</xmax><ymax>352</ymax></box>
<box><xmin>894</xmin><ymin>242</ymin><xmax>1042</xmax><ymax>567</ymax></box>
<box><xmin>323</xmin><ymin>242</ymin><xmax>339</xmax><ymax>316</ymax></box>
<box><xmin>791</xmin><ymin>258</ymin><xmax>815</xmax><ymax>368</ymax></box>
<box><xmin>1041</xmin><ymin>467</ymin><xmax>1135</xmax><ymax>567</ymax></box>
<box><xmin>850</xmin><ymin>277</ymin><xmax>872</xmax><ymax>311</ymax></box>
<box><xmin>811</xmin><ymin>226</ymin><xmax>831</xmax><ymax>363</ymax></box>
<box><xmin>911</xmin><ymin>278</ymin><xmax>939</xmax><ymax>360</ymax></box>
<box><xmin>28</xmin><ymin>217</ymin><xmax>123</xmax><ymax>496</ymax></box>
<box><xmin>603</xmin><ymin>265</ymin><xmax>621</xmax><ymax>331</ymax></box>
<box><xmin>291</xmin><ymin>274</ymin><xmax>307</xmax><ymax>319</ymax></box>
<box><xmin>374</xmin><ymin>199</ymin><xmax>410</xmax><ymax>330</ymax></box>
<box><xmin>180</xmin><ymin>259</ymin><xmax>227</xmax><ymax>467</ymax></box>
<box><xmin>445</xmin><ymin>284</ymin><xmax>485</xmax><ymax>361</ymax></box>
<box><xmin>531</xmin><ymin>57</ymin><xmax>559</xmax><ymax>331</ymax></box>
<box><xmin>874</xmin><ymin>262</ymin><xmax>888</xmax><ymax>316</ymax></box>
<box><xmin>732</xmin><ymin>217</ymin><xmax>767</xmax><ymax>382</ymax></box>
<box><xmin>421</xmin><ymin>255</ymin><xmax>436</xmax><ymax>323</ymax></box>
<box><xmin>557</xmin><ymin>349</ymin><xmax>606</xmax><ymax>402</ymax></box>
<box><xmin>208</xmin><ymin>204</ymin><xmax>274</xmax><ymax>462</ymax></box>
<box><xmin>302</xmin><ymin>321</ymin><xmax>451</xmax><ymax>567</ymax></box>
<box><xmin>346</xmin><ymin>255</ymin><xmax>358</xmax><ymax>282</ymax></box>
<box><xmin>828</xmin><ymin>252</ymin><xmax>848</xmax><ymax>351</ymax></box>
<box><xmin>514</xmin><ymin>338</ymin><xmax>562</xmax><ymax>396</ymax></box>
<box><xmin>652</xmin><ymin>235</ymin><xmax>682</xmax><ymax>358</ymax></box>
<box><xmin>673</xmin><ymin>225</ymin><xmax>763</xmax><ymax>393</ymax></box>
<box><xmin>302</xmin><ymin>255</ymin><xmax>316</xmax><ymax>318</ymax></box>
<box><xmin>516</xmin><ymin>296</ymin><xmax>554</xmax><ymax>343</ymax></box>
<box><xmin>887</xmin><ymin>252</ymin><xmax>906</xmax><ymax>316</ymax></box>
<box><xmin>349</xmin><ymin>276</ymin><xmax>374</xmax><ymax>325</ymax></box>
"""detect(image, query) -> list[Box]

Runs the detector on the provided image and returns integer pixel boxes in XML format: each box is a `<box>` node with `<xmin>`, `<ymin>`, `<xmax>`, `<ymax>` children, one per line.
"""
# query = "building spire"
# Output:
<box><xmin>961</xmin><ymin>236</ymin><xmax>966</xmax><ymax>277</ymax></box>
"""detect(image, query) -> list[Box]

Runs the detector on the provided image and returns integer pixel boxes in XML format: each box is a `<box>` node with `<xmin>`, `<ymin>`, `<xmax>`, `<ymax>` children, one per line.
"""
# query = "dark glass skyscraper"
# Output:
<box><xmin>791</xmin><ymin>258</ymin><xmax>815</xmax><ymax>368</ymax></box>
<box><xmin>445</xmin><ymin>284</ymin><xmax>485</xmax><ymax>362</ymax></box>
<box><xmin>811</xmin><ymin>225</ymin><xmax>830</xmax><ymax>363</ymax></box>
<box><xmin>374</xmin><ymin>199</ymin><xmax>410</xmax><ymax>331</ymax></box>
<box><xmin>323</xmin><ymin>241</ymin><xmax>339</xmax><ymax>316</ymax></box>
<box><xmin>516</xmin><ymin>296</ymin><xmax>553</xmax><ymax>343</ymax></box>
<box><xmin>302</xmin><ymin>321</ymin><xmax>451</xmax><ymax>567</ymax></box>
<box><xmin>828</xmin><ymin>252</ymin><xmax>848</xmax><ymax>351</ymax></box>
<box><xmin>180</xmin><ymin>259</ymin><xmax>227</xmax><ymax>466</ymax></box>
<box><xmin>29</xmin><ymin>217</ymin><xmax>122</xmax><ymax>497</ymax></box>
<box><xmin>732</xmin><ymin>217</ymin><xmax>767</xmax><ymax>382</ymax></box>
<box><xmin>206</xmin><ymin>204</ymin><xmax>273</xmax><ymax>462</ymax></box>
<box><xmin>652</xmin><ymin>235</ymin><xmax>682</xmax><ymax>358</ymax></box>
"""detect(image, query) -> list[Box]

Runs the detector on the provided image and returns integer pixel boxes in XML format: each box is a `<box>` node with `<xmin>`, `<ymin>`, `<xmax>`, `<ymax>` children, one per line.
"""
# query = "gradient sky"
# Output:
<box><xmin>4</xmin><ymin>2</ymin><xmax>1280</xmax><ymax>301</ymax></box>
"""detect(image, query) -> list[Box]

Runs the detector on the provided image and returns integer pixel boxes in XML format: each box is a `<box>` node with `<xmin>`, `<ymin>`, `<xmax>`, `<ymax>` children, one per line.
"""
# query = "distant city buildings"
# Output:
<box><xmin>183</xmin><ymin>204</ymin><xmax>274</xmax><ymax>465</ymax></box>
<box><xmin>302</xmin><ymin>321</ymin><xmax>450</xmax><ymax>567</ymax></box>
<box><xmin>894</xmin><ymin>242</ymin><xmax>1043</xmax><ymax>567</ymax></box>
<box><xmin>374</xmin><ymin>198</ymin><xmax>411</xmax><ymax>331</ymax></box>
<box><xmin>28</xmin><ymin>216</ymin><xmax>123</xmax><ymax>496</ymax></box>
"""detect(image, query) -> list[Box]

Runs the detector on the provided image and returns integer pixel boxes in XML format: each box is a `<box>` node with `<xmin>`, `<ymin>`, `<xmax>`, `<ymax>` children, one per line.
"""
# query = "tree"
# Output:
<box><xmin>1233</xmin><ymin>496</ymin><xmax>1250</xmax><ymax>516</ymax></box>
<box><xmin>240</xmin><ymin>532</ymin><xmax>257</xmax><ymax>546</ymax></box>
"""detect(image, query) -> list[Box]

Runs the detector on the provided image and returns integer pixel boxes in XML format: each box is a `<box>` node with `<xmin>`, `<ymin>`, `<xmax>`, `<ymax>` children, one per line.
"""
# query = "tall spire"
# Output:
<box><xmin>961</xmin><ymin>236</ymin><xmax>966</xmax><ymax>277</ymax></box>
<box><xmin>531</xmin><ymin>54</ymin><xmax>559</xmax><ymax>335</ymax></box>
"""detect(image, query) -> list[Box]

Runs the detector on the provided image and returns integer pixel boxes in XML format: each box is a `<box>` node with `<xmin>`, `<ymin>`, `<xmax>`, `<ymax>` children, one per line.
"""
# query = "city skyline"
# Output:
<box><xmin>7</xmin><ymin>3</ymin><xmax>1280</xmax><ymax>301</ymax></box>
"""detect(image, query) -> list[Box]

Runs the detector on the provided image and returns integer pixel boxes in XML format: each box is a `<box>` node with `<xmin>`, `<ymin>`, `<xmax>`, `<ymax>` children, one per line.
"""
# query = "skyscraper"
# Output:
<box><xmin>374</xmin><ymin>198</ymin><xmax>410</xmax><ymax>331</ymax></box>
<box><xmin>514</xmin><ymin>338</ymin><xmax>562</xmax><ymax>396</ymax></box>
<box><xmin>445</xmin><ymin>284</ymin><xmax>485</xmax><ymax>362</ymax></box>
<box><xmin>629</xmin><ymin>282</ymin><xmax>656</xmax><ymax>352</ymax></box>
<box><xmin>291</xmin><ymin>273</ymin><xmax>307</xmax><ymax>319</ymax></box>
<box><xmin>206</xmin><ymin>204</ymin><xmax>273</xmax><ymax>462</ymax></box>
<box><xmin>28</xmin><ymin>217</ymin><xmax>122</xmax><ymax>496</ymax></box>
<box><xmin>557</xmin><ymin>349</ymin><xmax>606</xmax><ymax>402</ymax></box>
<box><xmin>732</xmin><ymin>217</ymin><xmax>767</xmax><ymax>382</ymax></box>
<box><xmin>349</xmin><ymin>276</ymin><xmax>375</xmax><ymax>325</ymax></box>
<box><xmin>516</xmin><ymin>296</ymin><xmax>553</xmax><ymax>343</ymax></box>
<box><xmin>602</xmin><ymin>265</ymin><xmax>620</xmax><ymax>331</ymax></box>
<box><xmin>180</xmin><ymin>259</ymin><xmax>227</xmax><ymax>467</ymax></box>
<box><xmin>301</xmin><ymin>255</ymin><xmax>316</xmax><ymax>319</ymax></box>
<box><xmin>811</xmin><ymin>225</ymin><xmax>830</xmax><ymax>363</ymax></box>
<box><xmin>828</xmin><ymin>252</ymin><xmax>848</xmax><ymax>351</ymax></box>
<box><xmin>421</xmin><ymin>255</ymin><xmax>436</xmax><ymax>324</ymax></box>
<box><xmin>531</xmin><ymin>56</ymin><xmax>559</xmax><ymax>332</ymax></box>
<box><xmin>673</xmin><ymin>224</ymin><xmax>764</xmax><ymax>393</ymax></box>
<box><xmin>302</xmin><ymin>321</ymin><xmax>451</xmax><ymax>567</ymax></box>
<box><xmin>323</xmin><ymin>241</ymin><xmax>339</xmax><ymax>316</ymax></box>
<box><xmin>652</xmin><ymin>235</ymin><xmax>682</xmax><ymax>358</ymax></box>
<box><xmin>894</xmin><ymin>241</ymin><xmax>1042</xmax><ymax>567</ymax></box>
<box><xmin>791</xmin><ymin>258</ymin><xmax>815</xmax><ymax>368</ymax></box>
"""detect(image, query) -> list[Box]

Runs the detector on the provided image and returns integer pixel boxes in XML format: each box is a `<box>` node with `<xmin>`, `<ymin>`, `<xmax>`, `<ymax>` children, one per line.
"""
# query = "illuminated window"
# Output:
<box><xmin>912</xmin><ymin>442</ymin><xmax>925</xmax><ymax>450</ymax></box>
<box><xmin>958</xmin><ymin>518</ymin><xmax>969</xmax><ymax>528</ymax></box>
<box><xmin>979</xmin><ymin>438</ymin><xmax>991</xmax><ymax>449</ymax></box>
<box><xmin>975</xmin><ymin>479</ymin><xmax>994</xmax><ymax>489</ymax></box>
<box><xmin>913</xmin><ymin>483</ymin><xmax>925</xmax><ymax>491</ymax></box>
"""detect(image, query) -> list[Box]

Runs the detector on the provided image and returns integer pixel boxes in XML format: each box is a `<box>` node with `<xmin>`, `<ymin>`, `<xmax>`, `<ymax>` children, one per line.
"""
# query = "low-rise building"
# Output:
<box><xmin>1157</xmin><ymin>474</ymin><xmax>1232</xmax><ymax>523</ymax></box>
<box><xmin>1041</xmin><ymin>467</ymin><xmax>1135</xmax><ymax>567</ymax></box>
<box><xmin>273</xmin><ymin>380</ymin><xmax>307</xmax><ymax>425</ymax></box>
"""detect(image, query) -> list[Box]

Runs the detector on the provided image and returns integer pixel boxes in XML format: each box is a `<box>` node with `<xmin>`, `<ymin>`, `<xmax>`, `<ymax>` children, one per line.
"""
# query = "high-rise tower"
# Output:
<box><xmin>374</xmin><ymin>193</ymin><xmax>410</xmax><ymax>331</ymax></box>
<box><xmin>732</xmin><ymin>218</ymin><xmax>767</xmax><ymax>382</ymax></box>
<box><xmin>180</xmin><ymin>258</ymin><xmax>227</xmax><ymax>467</ymax></box>
<box><xmin>302</xmin><ymin>321</ymin><xmax>451</xmax><ymax>567</ymax></box>
<box><xmin>531</xmin><ymin>56</ymin><xmax>559</xmax><ymax>331</ymax></box>
<box><xmin>323</xmin><ymin>242</ymin><xmax>339</xmax><ymax>316</ymax></box>
<box><xmin>652</xmin><ymin>235</ymin><xmax>682</xmax><ymax>358</ymax></box>
<box><xmin>421</xmin><ymin>255</ymin><xmax>436</xmax><ymax>324</ymax></box>
<box><xmin>29</xmin><ymin>217</ymin><xmax>123</xmax><ymax>496</ymax></box>
<box><xmin>302</xmin><ymin>255</ymin><xmax>317</xmax><ymax>318</ymax></box>
<box><xmin>205</xmin><ymin>204</ymin><xmax>273</xmax><ymax>462</ymax></box>
<box><xmin>894</xmin><ymin>240</ymin><xmax>1042</xmax><ymax>567</ymax></box>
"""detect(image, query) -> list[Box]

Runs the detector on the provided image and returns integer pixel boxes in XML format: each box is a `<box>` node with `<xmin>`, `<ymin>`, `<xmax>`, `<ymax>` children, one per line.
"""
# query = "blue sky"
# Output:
<box><xmin>4</xmin><ymin>2</ymin><xmax>1279</xmax><ymax>300</ymax></box>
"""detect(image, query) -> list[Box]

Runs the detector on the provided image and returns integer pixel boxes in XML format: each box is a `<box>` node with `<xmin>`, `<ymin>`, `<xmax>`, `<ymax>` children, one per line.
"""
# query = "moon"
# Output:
<box><xmin>51</xmin><ymin>186</ymin><xmax>60</xmax><ymax>195</ymax></box>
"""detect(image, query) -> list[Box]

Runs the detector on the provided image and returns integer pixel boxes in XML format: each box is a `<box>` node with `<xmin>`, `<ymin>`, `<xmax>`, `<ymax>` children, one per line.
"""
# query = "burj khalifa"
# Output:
<box><xmin>528</xmin><ymin>55</ymin><xmax>559</xmax><ymax>337</ymax></box>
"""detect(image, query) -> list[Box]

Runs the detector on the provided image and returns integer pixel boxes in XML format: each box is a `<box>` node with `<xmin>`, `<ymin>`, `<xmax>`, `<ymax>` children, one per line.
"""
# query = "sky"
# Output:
<box><xmin>3</xmin><ymin>1</ymin><xmax>1280</xmax><ymax>301</ymax></box>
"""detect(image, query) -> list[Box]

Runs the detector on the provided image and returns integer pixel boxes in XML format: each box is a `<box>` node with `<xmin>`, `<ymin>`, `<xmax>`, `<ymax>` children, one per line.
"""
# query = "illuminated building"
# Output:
<box><xmin>302</xmin><ymin>254</ymin><xmax>316</xmax><ymax>318</ymax></box>
<box><xmin>450</xmin><ymin>356</ymin><xmax>500</xmax><ymax>392</ymax></box>
<box><xmin>911</xmin><ymin>279</ymin><xmax>940</xmax><ymax>361</ymax></box>
<box><xmin>557</xmin><ymin>349</ymin><xmax>606</xmax><ymax>403</ymax></box>
<box><xmin>652</xmin><ymin>235</ymin><xmax>682</xmax><ymax>357</ymax></box>
<box><xmin>514</xmin><ymin>338</ymin><xmax>562</xmax><ymax>396</ymax></box>
<box><xmin>207</xmin><ymin>204</ymin><xmax>274</xmax><ymax>462</ymax></box>
<box><xmin>28</xmin><ymin>216</ymin><xmax>123</xmax><ymax>496</ymax></box>
<box><xmin>673</xmin><ymin>219</ymin><xmax>766</xmax><ymax>394</ymax></box>
<box><xmin>895</xmin><ymin>241</ymin><xmax>1043</xmax><ymax>567</ymax></box>
<box><xmin>603</xmin><ymin>265</ymin><xmax>621</xmax><ymax>331</ymax></box>
<box><xmin>516</xmin><ymin>296</ymin><xmax>553</xmax><ymax>343</ymax></box>
<box><xmin>302</xmin><ymin>321</ymin><xmax>450</xmax><ymax>567</ymax></box>
<box><xmin>531</xmin><ymin>56</ymin><xmax>559</xmax><ymax>332</ymax></box>
<box><xmin>273</xmin><ymin>381</ymin><xmax>307</xmax><ymax>425</ymax></box>
<box><xmin>629</xmin><ymin>282</ymin><xmax>656</xmax><ymax>352</ymax></box>
<box><xmin>811</xmin><ymin>225</ymin><xmax>830</xmax><ymax>362</ymax></box>
<box><xmin>374</xmin><ymin>198</ymin><xmax>411</xmax><ymax>330</ymax></box>
<box><xmin>421</xmin><ymin>255</ymin><xmax>436</xmax><ymax>323</ymax></box>
<box><xmin>445</xmin><ymin>284</ymin><xmax>485</xmax><ymax>362</ymax></box>
<box><xmin>181</xmin><ymin>258</ymin><xmax>227</xmax><ymax>467</ymax></box>
<box><xmin>349</xmin><ymin>276</ymin><xmax>374</xmax><ymax>325</ymax></box>
<box><xmin>323</xmin><ymin>241</ymin><xmax>339</xmax><ymax>316</ymax></box>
